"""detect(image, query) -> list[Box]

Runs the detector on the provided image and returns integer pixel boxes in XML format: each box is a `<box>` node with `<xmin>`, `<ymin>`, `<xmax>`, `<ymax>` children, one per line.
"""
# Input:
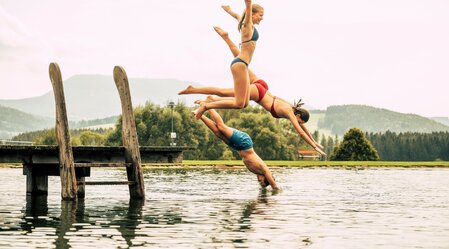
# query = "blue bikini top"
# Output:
<box><xmin>241</xmin><ymin>27</ymin><xmax>259</xmax><ymax>44</ymax></box>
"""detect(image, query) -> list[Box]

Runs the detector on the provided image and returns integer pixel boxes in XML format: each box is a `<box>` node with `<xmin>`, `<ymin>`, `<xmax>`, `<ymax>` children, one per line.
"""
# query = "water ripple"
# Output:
<box><xmin>0</xmin><ymin>167</ymin><xmax>448</xmax><ymax>248</ymax></box>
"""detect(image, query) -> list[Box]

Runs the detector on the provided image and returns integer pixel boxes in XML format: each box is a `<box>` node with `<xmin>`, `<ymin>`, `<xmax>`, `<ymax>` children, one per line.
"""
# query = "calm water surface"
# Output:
<box><xmin>0</xmin><ymin>167</ymin><xmax>448</xmax><ymax>248</ymax></box>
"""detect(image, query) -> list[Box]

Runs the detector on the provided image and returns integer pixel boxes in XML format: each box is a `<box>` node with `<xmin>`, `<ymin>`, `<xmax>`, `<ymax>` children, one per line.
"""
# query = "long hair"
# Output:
<box><xmin>238</xmin><ymin>4</ymin><xmax>264</xmax><ymax>32</ymax></box>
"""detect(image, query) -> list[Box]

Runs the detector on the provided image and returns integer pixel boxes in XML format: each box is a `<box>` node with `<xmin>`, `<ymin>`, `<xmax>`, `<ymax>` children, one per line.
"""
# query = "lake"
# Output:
<box><xmin>0</xmin><ymin>167</ymin><xmax>448</xmax><ymax>248</ymax></box>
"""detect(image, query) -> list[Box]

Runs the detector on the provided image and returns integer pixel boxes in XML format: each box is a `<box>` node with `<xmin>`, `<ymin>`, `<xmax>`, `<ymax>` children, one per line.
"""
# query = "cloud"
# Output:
<box><xmin>0</xmin><ymin>6</ymin><xmax>53</xmax><ymax>99</ymax></box>
<box><xmin>0</xmin><ymin>0</ymin><xmax>448</xmax><ymax>117</ymax></box>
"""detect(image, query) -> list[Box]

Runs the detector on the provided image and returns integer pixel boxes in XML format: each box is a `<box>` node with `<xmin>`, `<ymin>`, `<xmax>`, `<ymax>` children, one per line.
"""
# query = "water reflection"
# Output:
<box><xmin>0</xmin><ymin>167</ymin><xmax>448</xmax><ymax>248</ymax></box>
<box><xmin>56</xmin><ymin>200</ymin><xmax>81</xmax><ymax>248</ymax></box>
<box><xmin>239</xmin><ymin>189</ymin><xmax>273</xmax><ymax>230</ymax></box>
<box><xmin>19</xmin><ymin>195</ymin><xmax>147</xmax><ymax>248</ymax></box>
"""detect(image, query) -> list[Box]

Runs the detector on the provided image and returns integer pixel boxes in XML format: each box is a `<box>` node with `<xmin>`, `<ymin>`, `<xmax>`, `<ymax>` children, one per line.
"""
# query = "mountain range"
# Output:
<box><xmin>1</xmin><ymin>75</ymin><xmax>449</xmax><ymax>139</ymax></box>
<box><xmin>430</xmin><ymin>117</ymin><xmax>449</xmax><ymax>127</ymax></box>
<box><xmin>319</xmin><ymin>105</ymin><xmax>449</xmax><ymax>135</ymax></box>
<box><xmin>0</xmin><ymin>75</ymin><xmax>203</xmax><ymax>120</ymax></box>
<box><xmin>0</xmin><ymin>105</ymin><xmax>53</xmax><ymax>139</ymax></box>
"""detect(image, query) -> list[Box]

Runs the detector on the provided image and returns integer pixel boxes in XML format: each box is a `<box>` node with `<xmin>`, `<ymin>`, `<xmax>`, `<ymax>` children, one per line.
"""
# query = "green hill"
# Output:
<box><xmin>0</xmin><ymin>75</ymin><xmax>204</xmax><ymax>120</ymax></box>
<box><xmin>318</xmin><ymin>105</ymin><xmax>449</xmax><ymax>135</ymax></box>
<box><xmin>0</xmin><ymin>105</ymin><xmax>54</xmax><ymax>139</ymax></box>
<box><xmin>431</xmin><ymin>117</ymin><xmax>449</xmax><ymax>127</ymax></box>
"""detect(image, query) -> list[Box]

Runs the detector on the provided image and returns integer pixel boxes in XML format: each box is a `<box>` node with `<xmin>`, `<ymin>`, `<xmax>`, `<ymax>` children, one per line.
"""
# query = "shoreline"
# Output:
<box><xmin>3</xmin><ymin>161</ymin><xmax>449</xmax><ymax>168</ymax></box>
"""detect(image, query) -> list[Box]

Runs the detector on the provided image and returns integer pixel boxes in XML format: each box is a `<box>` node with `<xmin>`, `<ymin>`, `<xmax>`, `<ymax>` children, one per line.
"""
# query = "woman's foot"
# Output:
<box><xmin>178</xmin><ymin>85</ymin><xmax>194</xmax><ymax>95</ymax></box>
<box><xmin>213</xmin><ymin>26</ymin><xmax>228</xmax><ymax>38</ymax></box>
<box><xmin>193</xmin><ymin>102</ymin><xmax>208</xmax><ymax>119</ymax></box>
<box><xmin>195</xmin><ymin>96</ymin><xmax>215</xmax><ymax>105</ymax></box>
<box><xmin>205</xmin><ymin>95</ymin><xmax>217</xmax><ymax>103</ymax></box>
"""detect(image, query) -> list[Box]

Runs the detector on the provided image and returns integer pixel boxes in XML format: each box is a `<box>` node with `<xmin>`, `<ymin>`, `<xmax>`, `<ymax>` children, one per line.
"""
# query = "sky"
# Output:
<box><xmin>1</xmin><ymin>0</ymin><xmax>448</xmax><ymax>117</ymax></box>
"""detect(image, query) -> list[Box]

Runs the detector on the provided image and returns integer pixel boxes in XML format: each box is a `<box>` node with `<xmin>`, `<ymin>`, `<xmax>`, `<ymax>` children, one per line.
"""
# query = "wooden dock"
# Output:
<box><xmin>0</xmin><ymin>145</ymin><xmax>191</xmax><ymax>165</ymax></box>
<box><xmin>0</xmin><ymin>144</ymin><xmax>191</xmax><ymax>194</ymax></box>
<box><xmin>0</xmin><ymin>63</ymin><xmax>194</xmax><ymax>201</ymax></box>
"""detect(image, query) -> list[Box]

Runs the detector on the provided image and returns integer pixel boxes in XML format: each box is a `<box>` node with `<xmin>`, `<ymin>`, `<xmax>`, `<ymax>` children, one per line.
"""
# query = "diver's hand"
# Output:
<box><xmin>315</xmin><ymin>147</ymin><xmax>327</xmax><ymax>156</ymax></box>
<box><xmin>221</xmin><ymin>5</ymin><xmax>231</xmax><ymax>12</ymax></box>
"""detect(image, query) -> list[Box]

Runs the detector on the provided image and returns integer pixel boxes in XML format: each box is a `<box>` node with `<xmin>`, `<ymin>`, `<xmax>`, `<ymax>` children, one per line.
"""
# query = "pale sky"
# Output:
<box><xmin>1</xmin><ymin>0</ymin><xmax>448</xmax><ymax>117</ymax></box>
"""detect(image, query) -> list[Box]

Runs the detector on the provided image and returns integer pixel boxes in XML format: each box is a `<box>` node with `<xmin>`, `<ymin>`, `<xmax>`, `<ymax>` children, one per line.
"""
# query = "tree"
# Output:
<box><xmin>33</xmin><ymin>129</ymin><xmax>56</xmax><ymax>145</ymax></box>
<box><xmin>330</xmin><ymin>128</ymin><xmax>380</xmax><ymax>161</ymax></box>
<box><xmin>78</xmin><ymin>130</ymin><xmax>106</xmax><ymax>145</ymax></box>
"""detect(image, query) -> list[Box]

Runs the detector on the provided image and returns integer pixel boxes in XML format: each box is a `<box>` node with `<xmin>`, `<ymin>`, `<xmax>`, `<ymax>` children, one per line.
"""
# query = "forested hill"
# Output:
<box><xmin>0</xmin><ymin>105</ymin><xmax>53</xmax><ymax>139</ymax></box>
<box><xmin>431</xmin><ymin>117</ymin><xmax>449</xmax><ymax>127</ymax></box>
<box><xmin>318</xmin><ymin>105</ymin><xmax>449</xmax><ymax>135</ymax></box>
<box><xmin>0</xmin><ymin>75</ymin><xmax>203</xmax><ymax>120</ymax></box>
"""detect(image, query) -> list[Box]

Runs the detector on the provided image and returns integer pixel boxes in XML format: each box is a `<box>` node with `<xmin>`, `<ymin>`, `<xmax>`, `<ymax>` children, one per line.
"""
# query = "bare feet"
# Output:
<box><xmin>193</xmin><ymin>102</ymin><xmax>208</xmax><ymax>119</ymax></box>
<box><xmin>195</xmin><ymin>96</ymin><xmax>216</xmax><ymax>105</ymax></box>
<box><xmin>205</xmin><ymin>95</ymin><xmax>216</xmax><ymax>103</ymax></box>
<box><xmin>213</xmin><ymin>26</ymin><xmax>228</xmax><ymax>38</ymax></box>
<box><xmin>178</xmin><ymin>85</ymin><xmax>194</xmax><ymax>95</ymax></box>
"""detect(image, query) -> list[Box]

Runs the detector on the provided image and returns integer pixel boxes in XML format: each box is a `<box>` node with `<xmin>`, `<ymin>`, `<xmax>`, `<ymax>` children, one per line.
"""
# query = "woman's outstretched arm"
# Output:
<box><xmin>243</xmin><ymin>0</ymin><xmax>253</xmax><ymax>27</ymax></box>
<box><xmin>179</xmin><ymin>85</ymin><xmax>235</xmax><ymax>96</ymax></box>
<box><xmin>299</xmin><ymin>123</ymin><xmax>324</xmax><ymax>149</ymax></box>
<box><xmin>261</xmin><ymin>165</ymin><xmax>279</xmax><ymax>189</ymax></box>
<box><xmin>222</xmin><ymin>5</ymin><xmax>240</xmax><ymax>20</ymax></box>
<box><xmin>287</xmin><ymin>114</ymin><xmax>326</xmax><ymax>155</ymax></box>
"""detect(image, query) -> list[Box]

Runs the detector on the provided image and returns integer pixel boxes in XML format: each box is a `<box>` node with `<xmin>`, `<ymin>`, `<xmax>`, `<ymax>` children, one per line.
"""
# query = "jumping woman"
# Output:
<box><xmin>181</xmin><ymin>25</ymin><xmax>326</xmax><ymax>155</ymax></box>
<box><xmin>193</xmin><ymin>0</ymin><xmax>264</xmax><ymax>119</ymax></box>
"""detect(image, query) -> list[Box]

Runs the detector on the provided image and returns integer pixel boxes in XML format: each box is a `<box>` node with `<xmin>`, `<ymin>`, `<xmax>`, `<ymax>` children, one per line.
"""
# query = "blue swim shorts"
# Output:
<box><xmin>227</xmin><ymin>129</ymin><xmax>253</xmax><ymax>151</ymax></box>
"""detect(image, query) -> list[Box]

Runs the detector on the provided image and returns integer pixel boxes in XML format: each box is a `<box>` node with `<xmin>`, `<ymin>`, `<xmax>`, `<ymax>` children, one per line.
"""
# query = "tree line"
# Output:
<box><xmin>14</xmin><ymin>102</ymin><xmax>329</xmax><ymax>160</ymax></box>
<box><xmin>12</xmin><ymin>102</ymin><xmax>449</xmax><ymax>161</ymax></box>
<box><xmin>366</xmin><ymin>131</ymin><xmax>449</xmax><ymax>161</ymax></box>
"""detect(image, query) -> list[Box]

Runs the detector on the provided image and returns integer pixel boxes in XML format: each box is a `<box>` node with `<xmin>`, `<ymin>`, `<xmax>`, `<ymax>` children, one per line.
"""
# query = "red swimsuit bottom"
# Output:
<box><xmin>253</xmin><ymin>79</ymin><xmax>269</xmax><ymax>102</ymax></box>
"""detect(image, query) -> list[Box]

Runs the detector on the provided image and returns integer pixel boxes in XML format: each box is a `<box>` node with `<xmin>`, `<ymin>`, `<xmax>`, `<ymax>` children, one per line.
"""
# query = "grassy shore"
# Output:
<box><xmin>178</xmin><ymin>160</ymin><xmax>449</xmax><ymax>168</ymax></box>
<box><xmin>2</xmin><ymin>161</ymin><xmax>449</xmax><ymax>168</ymax></box>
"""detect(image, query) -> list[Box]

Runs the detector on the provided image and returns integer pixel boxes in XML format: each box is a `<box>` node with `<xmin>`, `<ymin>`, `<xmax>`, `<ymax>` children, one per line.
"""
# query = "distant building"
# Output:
<box><xmin>0</xmin><ymin>140</ymin><xmax>33</xmax><ymax>146</ymax></box>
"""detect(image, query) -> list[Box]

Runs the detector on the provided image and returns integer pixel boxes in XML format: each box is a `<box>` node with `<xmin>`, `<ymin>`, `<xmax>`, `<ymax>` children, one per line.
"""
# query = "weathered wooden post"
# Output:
<box><xmin>113</xmin><ymin>66</ymin><xmax>145</xmax><ymax>199</ymax></box>
<box><xmin>23</xmin><ymin>164</ymin><xmax>48</xmax><ymax>195</ymax></box>
<box><xmin>49</xmin><ymin>62</ymin><xmax>78</xmax><ymax>200</ymax></box>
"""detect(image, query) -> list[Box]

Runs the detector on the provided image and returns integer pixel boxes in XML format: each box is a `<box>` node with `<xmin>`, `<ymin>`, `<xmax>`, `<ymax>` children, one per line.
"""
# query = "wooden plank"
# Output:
<box><xmin>78</xmin><ymin>181</ymin><xmax>135</xmax><ymax>185</ymax></box>
<box><xmin>74</xmin><ymin>162</ymin><xmax>132</xmax><ymax>168</ymax></box>
<box><xmin>113</xmin><ymin>66</ymin><xmax>145</xmax><ymax>199</ymax></box>
<box><xmin>0</xmin><ymin>145</ymin><xmax>193</xmax><ymax>164</ymax></box>
<box><xmin>49</xmin><ymin>62</ymin><xmax>78</xmax><ymax>200</ymax></box>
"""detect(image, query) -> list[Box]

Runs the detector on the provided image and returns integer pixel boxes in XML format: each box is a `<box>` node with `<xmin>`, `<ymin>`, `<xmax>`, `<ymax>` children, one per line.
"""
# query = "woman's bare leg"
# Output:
<box><xmin>179</xmin><ymin>85</ymin><xmax>235</xmax><ymax>96</ymax></box>
<box><xmin>207</xmin><ymin>109</ymin><xmax>234</xmax><ymax>139</ymax></box>
<box><xmin>200</xmin><ymin>116</ymin><xmax>229</xmax><ymax>142</ymax></box>
<box><xmin>214</xmin><ymin>26</ymin><xmax>259</xmax><ymax>83</ymax></box>
<box><xmin>194</xmin><ymin>100</ymin><xmax>233</xmax><ymax>140</ymax></box>
<box><xmin>214</xmin><ymin>26</ymin><xmax>240</xmax><ymax>57</ymax></box>
<box><xmin>199</xmin><ymin>115</ymin><xmax>220</xmax><ymax>135</ymax></box>
<box><xmin>196</xmin><ymin>109</ymin><xmax>227</xmax><ymax>142</ymax></box>
<box><xmin>183</xmin><ymin>84</ymin><xmax>259</xmax><ymax>103</ymax></box>
<box><xmin>194</xmin><ymin>63</ymin><xmax>250</xmax><ymax>119</ymax></box>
